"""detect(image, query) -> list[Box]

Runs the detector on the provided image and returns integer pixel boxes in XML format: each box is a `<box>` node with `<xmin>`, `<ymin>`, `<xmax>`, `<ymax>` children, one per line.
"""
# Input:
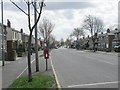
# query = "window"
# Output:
<box><xmin>13</xmin><ymin>32</ymin><xmax>17</xmax><ymax>39</ymax></box>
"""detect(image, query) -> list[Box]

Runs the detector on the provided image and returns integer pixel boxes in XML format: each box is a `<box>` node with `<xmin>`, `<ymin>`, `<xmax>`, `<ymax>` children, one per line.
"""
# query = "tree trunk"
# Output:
<box><xmin>27</xmin><ymin>31</ymin><xmax>32</xmax><ymax>82</ymax></box>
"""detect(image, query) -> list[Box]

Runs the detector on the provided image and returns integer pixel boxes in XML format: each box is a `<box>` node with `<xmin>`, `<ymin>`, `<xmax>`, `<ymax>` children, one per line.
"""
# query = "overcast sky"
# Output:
<box><xmin>0</xmin><ymin>0</ymin><xmax>119</xmax><ymax>41</ymax></box>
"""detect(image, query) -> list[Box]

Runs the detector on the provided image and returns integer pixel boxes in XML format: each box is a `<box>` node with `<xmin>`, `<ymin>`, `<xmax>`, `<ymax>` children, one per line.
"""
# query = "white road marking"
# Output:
<box><xmin>16</xmin><ymin>59</ymin><xmax>35</xmax><ymax>79</ymax></box>
<box><xmin>68</xmin><ymin>81</ymin><xmax>119</xmax><ymax>88</ymax></box>
<box><xmin>17</xmin><ymin>67</ymin><xmax>28</xmax><ymax>79</ymax></box>
<box><xmin>50</xmin><ymin>57</ymin><xmax>61</xmax><ymax>89</ymax></box>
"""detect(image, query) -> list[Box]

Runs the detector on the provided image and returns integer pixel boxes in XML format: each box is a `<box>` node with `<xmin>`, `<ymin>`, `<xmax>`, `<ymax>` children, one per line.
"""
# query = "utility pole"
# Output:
<box><xmin>1</xmin><ymin>0</ymin><xmax>5</xmax><ymax>66</ymax></box>
<box><xmin>34</xmin><ymin>1</ymin><xmax>39</xmax><ymax>72</ymax></box>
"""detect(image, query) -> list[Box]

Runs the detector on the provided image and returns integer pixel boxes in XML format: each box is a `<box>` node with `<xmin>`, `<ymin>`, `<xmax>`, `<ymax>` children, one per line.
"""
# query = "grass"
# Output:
<box><xmin>7</xmin><ymin>73</ymin><xmax>57</xmax><ymax>89</ymax></box>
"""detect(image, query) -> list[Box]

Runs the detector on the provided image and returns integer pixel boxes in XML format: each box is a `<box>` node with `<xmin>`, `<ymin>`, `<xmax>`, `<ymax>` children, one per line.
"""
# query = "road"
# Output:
<box><xmin>51</xmin><ymin>48</ymin><xmax>118</xmax><ymax>88</ymax></box>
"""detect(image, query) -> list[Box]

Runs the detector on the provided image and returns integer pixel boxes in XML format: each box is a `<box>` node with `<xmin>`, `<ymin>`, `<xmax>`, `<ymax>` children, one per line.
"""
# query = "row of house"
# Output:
<box><xmin>83</xmin><ymin>28</ymin><xmax>120</xmax><ymax>51</ymax></box>
<box><xmin>0</xmin><ymin>20</ymin><xmax>41</xmax><ymax>61</ymax></box>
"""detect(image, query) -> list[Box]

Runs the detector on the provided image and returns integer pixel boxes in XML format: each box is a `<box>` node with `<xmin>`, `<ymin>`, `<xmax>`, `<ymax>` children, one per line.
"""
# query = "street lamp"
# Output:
<box><xmin>34</xmin><ymin>0</ymin><xmax>45</xmax><ymax>72</ymax></box>
<box><xmin>1</xmin><ymin>0</ymin><xmax>5</xmax><ymax>66</ymax></box>
<box><xmin>34</xmin><ymin>1</ymin><xmax>39</xmax><ymax>72</ymax></box>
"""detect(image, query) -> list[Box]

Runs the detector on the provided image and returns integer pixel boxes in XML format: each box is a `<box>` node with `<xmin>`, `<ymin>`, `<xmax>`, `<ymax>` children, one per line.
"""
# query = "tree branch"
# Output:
<box><xmin>31</xmin><ymin>1</ymin><xmax>44</xmax><ymax>30</ymax></box>
<box><xmin>28</xmin><ymin>2</ymin><xmax>32</xmax><ymax>31</ymax></box>
<box><xmin>23</xmin><ymin>0</ymin><xmax>28</xmax><ymax>4</ymax></box>
<box><xmin>10</xmin><ymin>0</ymin><xmax>28</xmax><ymax>16</ymax></box>
<box><xmin>32</xmin><ymin>2</ymin><xmax>39</xmax><ymax>14</ymax></box>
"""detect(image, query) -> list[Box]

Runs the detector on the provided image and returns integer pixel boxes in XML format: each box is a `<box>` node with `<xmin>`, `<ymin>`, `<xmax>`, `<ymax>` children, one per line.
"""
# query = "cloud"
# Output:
<box><xmin>62</xmin><ymin>10</ymin><xmax>74</xmax><ymax>19</ymax></box>
<box><xmin>43</xmin><ymin>2</ymin><xmax>95</xmax><ymax>10</ymax></box>
<box><xmin>4</xmin><ymin>1</ymin><xmax>27</xmax><ymax>11</ymax></box>
<box><xmin>3</xmin><ymin>1</ymin><xmax>95</xmax><ymax>11</ymax></box>
<box><xmin>0</xmin><ymin>0</ymin><xmax>118</xmax><ymax>41</ymax></box>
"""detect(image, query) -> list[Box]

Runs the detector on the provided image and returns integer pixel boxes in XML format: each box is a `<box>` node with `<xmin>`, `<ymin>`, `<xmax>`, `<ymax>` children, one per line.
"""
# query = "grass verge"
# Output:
<box><xmin>7</xmin><ymin>73</ymin><xmax>57</xmax><ymax>89</ymax></box>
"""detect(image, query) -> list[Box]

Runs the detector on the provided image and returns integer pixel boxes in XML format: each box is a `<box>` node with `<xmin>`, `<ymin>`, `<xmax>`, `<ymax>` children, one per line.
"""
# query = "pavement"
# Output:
<box><xmin>0</xmin><ymin>57</ymin><xmax>23</xmax><ymax>67</ymax></box>
<box><xmin>1</xmin><ymin>51</ymin><xmax>55</xmax><ymax>89</ymax></box>
<box><xmin>51</xmin><ymin>48</ymin><xmax>118</xmax><ymax>88</ymax></box>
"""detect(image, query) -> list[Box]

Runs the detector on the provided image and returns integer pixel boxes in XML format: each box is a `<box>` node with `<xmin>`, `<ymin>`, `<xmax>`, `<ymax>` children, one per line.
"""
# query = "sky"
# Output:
<box><xmin>0</xmin><ymin>0</ymin><xmax>119</xmax><ymax>41</ymax></box>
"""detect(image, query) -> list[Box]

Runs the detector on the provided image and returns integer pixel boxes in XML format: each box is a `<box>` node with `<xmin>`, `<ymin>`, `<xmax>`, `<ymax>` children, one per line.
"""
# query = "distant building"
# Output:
<box><xmin>6</xmin><ymin>26</ymin><xmax>22</xmax><ymax>51</ymax></box>
<box><xmin>20</xmin><ymin>28</ymin><xmax>29</xmax><ymax>51</ymax></box>
<box><xmin>113</xmin><ymin>28</ymin><xmax>120</xmax><ymax>46</ymax></box>
<box><xmin>98</xmin><ymin>32</ymin><xmax>106</xmax><ymax>51</ymax></box>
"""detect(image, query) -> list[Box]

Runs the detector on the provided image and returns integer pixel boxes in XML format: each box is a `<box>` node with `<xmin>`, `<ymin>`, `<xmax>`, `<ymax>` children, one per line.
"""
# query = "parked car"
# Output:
<box><xmin>114</xmin><ymin>45</ymin><xmax>120</xmax><ymax>52</ymax></box>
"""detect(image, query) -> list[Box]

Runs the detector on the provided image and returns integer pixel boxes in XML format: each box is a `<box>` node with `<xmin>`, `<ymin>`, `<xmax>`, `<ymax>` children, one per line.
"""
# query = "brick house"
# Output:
<box><xmin>98</xmin><ymin>32</ymin><xmax>106</xmax><ymax>51</ymax></box>
<box><xmin>6</xmin><ymin>27</ymin><xmax>22</xmax><ymax>51</ymax></box>
<box><xmin>20</xmin><ymin>29</ymin><xmax>29</xmax><ymax>51</ymax></box>
<box><xmin>113</xmin><ymin>29</ymin><xmax>120</xmax><ymax>46</ymax></box>
<box><xmin>97</xmin><ymin>28</ymin><xmax>119</xmax><ymax>51</ymax></box>
<box><xmin>87</xmin><ymin>28</ymin><xmax>118</xmax><ymax>51</ymax></box>
<box><xmin>6</xmin><ymin>25</ymin><xmax>22</xmax><ymax>60</ymax></box>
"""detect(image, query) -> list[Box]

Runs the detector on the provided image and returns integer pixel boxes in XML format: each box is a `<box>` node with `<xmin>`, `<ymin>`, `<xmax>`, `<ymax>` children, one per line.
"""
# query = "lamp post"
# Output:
<box><xmin>34</xmin><ymin>1</ymin><xmax>39</xmax><ymax>72</ymax></box>
<box><xmin>1</xmin><ymin>0</ymin><xmax>5</xmax><ymax>66</ymax></box>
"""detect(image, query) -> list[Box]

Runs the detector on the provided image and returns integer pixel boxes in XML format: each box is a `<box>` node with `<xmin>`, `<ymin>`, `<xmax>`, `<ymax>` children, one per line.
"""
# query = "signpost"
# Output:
<box><xmin>1</xmin><ymin>0</ymin><xmax>5</xmax><ymax>66</ymax></box>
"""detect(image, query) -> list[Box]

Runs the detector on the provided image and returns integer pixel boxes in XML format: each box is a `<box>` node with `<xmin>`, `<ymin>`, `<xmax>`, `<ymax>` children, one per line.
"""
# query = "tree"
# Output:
<box><xmin>10</xmin><ymin>0</ymin><xmax>45</xmax><ymax>82</ymax></box>
<box><xmin>83</xmin><ymin>15</ymin><xmax>94</xmax><ymax>36</ymax></box>
<box><xmin>49</xmin><ymin>35</ymin><xmax>56</xmax><ymax>49</ymax></box>
<box><xmin>94</xmin><ymin>17</ymin><xmax>104</xmax><ymax>34</ymax></box>
<box><xmin>83</xmin><ymin>15</ymin><xmax>104</xmax><ymax>36</ymax></box>
<box><xmin>72</xmin><ymin>28</ymin><xmax>85</xmax><ymax>41</ymax></box>
<box><xmin>109</xmin><ymin>24</ymin><xmax>118</xmax><ymax>31</ymax></box>
<box><xmin>39</xmin><ymin>18</ymin><xmax>55</xmax><ymax>48</ymax></box>
<box><xmin>60</xmin><ymin>38</ymin><xmax>64</xmax><ymax>46</ymax></box>
<box><xmin>83</xmin><ymin>15</ymin><xmax>104</xmax><ymax>51</ymax></box>
<box><xmin>65</xmin><ymin>38</ymin><xmax>71</xmax><ymax>48</ymax></box>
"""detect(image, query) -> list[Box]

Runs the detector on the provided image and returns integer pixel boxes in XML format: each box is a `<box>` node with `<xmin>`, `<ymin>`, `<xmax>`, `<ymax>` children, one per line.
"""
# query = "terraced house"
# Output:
<box><xmin>0</xmin><ymin>20</ymin><xmax>42</xmax><ymax>61</ymax></box>
<box><xmin>92</xmin><ymin>28</ymin><xmax>120</xmax><ymax>52</ymax></box>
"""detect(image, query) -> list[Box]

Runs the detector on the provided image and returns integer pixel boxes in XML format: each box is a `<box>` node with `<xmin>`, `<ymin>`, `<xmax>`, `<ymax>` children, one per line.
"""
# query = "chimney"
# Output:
<box><xmin>20</xmin><ymin>28</ymin><xmax>23</xmax><ymax>33</ymax></box>
<box><xmin>107</xmin><ymin>28</ymin><xmax>110</xmax><ymax>33</ymax></box>
<box><xmin>83</xmin><ymin>37</ymin><xmax>85</xmax><ymax>39</ymax></box>
<box><xmin>87</xmin><ymin>35</ymin><xmax>89</xmax><ymax>38</ymax></box>
<box><xmin>115</xmin><ymin>28</ymin><xmax>118</xmax><ymax>31</ymax></box>
<box><xmin>7</xmin><ymin>19</ymin><xmax>11</xmax><ymax>28</ymax></box>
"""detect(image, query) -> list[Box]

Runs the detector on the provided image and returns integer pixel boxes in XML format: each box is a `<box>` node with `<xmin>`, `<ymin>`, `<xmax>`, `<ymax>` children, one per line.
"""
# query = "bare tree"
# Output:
<box><xmin>60</xmin><ymin>38</ymin><xmax>64</xmax><ymax>46</ymax></box>
<box><xmin>71</xmin><ymin>28</ymin><xmax>85</xmax><ymax>41</ymax></box>
<box><xmin>83</xmin><ymin>15</ymin><xmax>104</xmax><ymax>51</ymax></box>
<box><xmin>10</xmin><ymin>0</ymin><xmax>45</xmax><ymax>82</ymax></box>
<box><xmin>65</xmin><ymin>38</ymin><xmax>71</xmax><ymax>48</ymax></box>
<box><xmin>109</xmin><ymin>24</ymin><xmax>118</xmax><ymax>31</ymax></box>
<box><xmin>83</xmin><ymin>15</ymin><xmax>104</xmax><ymax>35</ymax></box>
<box><xmin>49</xmin><ymin>35</ymin><xmax>56</xmax><ymax>49</ymax></box>
<box><xmin>83</xmin><ymin>15</ymin><xmax>94</xmax><ymax>37</ymax></box>
<box><xmin>39</xmin><ymin>18</ymin><xmax>55</xmax><ymax>47</ymax></box>
<box><xmin>94</xmin><ymin>17</ymin><xmax>104</xmax><ymax>34</ymax></box>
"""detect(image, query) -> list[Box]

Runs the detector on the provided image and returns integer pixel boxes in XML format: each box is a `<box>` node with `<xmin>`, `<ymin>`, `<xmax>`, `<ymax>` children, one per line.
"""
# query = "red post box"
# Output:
<box><xmin>44</xmin><ymin>48</ymin><xmax>49</xmax><ymax>59</ymax></box>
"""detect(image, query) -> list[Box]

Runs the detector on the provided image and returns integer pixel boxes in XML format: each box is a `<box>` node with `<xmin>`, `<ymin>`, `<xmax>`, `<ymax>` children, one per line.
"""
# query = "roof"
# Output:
<box><xmin>110</xmin><ymin>30</ymin><xmax>118</xmax><ymax>34</ymax></box>
<box><xmin>98</xmin><ymin>33</ymin><xmax>106</xmax><ymax>37</ymax></box>
<box><xmin>12</xmin><ymin>28</ymin><xmax>20</xmax><ymax>33</ymax></box>
<box><xmin>107</xmin><ymin>33</ymin><xmax>115</xmax><ymax>35</ymax></box>
<box><xmin>22</xmin><ymin>33</ymin><xmax>29</xmax><ymax>37</ymax></box>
